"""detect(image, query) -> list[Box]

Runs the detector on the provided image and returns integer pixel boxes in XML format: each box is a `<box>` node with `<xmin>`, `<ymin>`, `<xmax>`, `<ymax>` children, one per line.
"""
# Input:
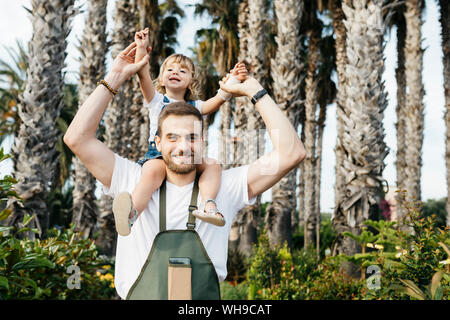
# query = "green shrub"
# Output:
<box><xmin>340</xmin><ymin>194</ymin><xmax>450</xmax><ymax>300</ymax></box>
<box><xmin>247</xmin><ymin>230</ymin><xmax>283</xmax><ymax>300</ymax></box>
<box><xmin>301</xmin><ymin>257</ymin><xmax>366</xmax><ymax>300</ymax></box>
<box><xmin>0</xmin><ymin>215</ymin><xmax>117</xmax><ymax>299</ymax></box>
<box><xmin>420</xmin><ymin>197</ymin><xmax>447</xmax><ymax>230</ymax></box>
<box><xmin>0</xmin><ymin>150</ymin><xmax>117</xmax><ymax>299</ymax></box>
<box><xmin>220</xmin><ymin>281</ymin><xmax>248</xmax><ymax>300</ymax></box>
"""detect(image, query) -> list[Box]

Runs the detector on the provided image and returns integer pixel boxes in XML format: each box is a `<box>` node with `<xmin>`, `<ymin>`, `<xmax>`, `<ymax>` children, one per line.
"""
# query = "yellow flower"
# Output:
<box><xmin>103</xmin><ymin>273</ymin><xmax>114</xmax><ymax>281</ymax></box>
<box><xmin>102</xmin><ymin>265</ymin><xmax>111</xmax><ymax>270</ymax></box>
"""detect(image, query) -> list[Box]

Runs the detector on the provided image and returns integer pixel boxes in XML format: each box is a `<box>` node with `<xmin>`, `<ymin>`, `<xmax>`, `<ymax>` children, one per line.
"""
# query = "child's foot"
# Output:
<box><xmin>112</xmin><ymin>192</ymin><xmax>139</xmax><ymax>236</ymax></box>
<box><xmin>192</xmin><ymin>199</ymin><xmax>225</xmax><ymax>227</ymax></box>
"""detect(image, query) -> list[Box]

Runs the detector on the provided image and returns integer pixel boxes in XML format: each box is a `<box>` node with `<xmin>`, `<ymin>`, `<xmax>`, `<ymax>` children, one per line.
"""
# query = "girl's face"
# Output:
<box><xmin>161</xmin><ymin>58</ymin><xmax>193</xmax><ymax>92</ymax></box>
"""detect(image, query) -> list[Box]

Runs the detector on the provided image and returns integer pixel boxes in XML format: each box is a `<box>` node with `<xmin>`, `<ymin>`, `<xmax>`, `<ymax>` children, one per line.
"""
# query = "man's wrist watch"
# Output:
<box><xmin>251</xmin><ymin>88</ymin><xmax>268</xmax><ymax>105</ymax></box>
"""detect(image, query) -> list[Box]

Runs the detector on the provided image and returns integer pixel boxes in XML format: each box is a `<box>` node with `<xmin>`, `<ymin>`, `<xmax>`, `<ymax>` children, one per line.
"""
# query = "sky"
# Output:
<box><xmin>0</xmin><ymin>0</ymin><xmax>446</xmax><ymax>213</ymax></box>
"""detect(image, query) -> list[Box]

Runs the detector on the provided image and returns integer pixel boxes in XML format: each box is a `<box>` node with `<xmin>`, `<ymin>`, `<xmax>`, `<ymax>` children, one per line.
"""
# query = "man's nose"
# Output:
<box><xmin>176</xmin><ymin>137</ymin><xmax>190</xmax><ymax>151</ymax></box>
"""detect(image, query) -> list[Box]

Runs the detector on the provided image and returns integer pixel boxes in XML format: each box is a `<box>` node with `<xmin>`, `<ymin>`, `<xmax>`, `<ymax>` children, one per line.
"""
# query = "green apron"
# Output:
<box><xmin>126</xmin><ymin>175</ymin><xmax>221</xmax><ymax>300</ymax></box>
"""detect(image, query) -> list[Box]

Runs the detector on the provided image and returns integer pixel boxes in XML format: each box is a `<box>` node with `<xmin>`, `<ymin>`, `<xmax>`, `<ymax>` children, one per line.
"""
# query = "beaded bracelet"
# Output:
<box><xmin>97</xmin><ymin>79</ymin><xmax>119</xmax><ymax>96</ymax></box>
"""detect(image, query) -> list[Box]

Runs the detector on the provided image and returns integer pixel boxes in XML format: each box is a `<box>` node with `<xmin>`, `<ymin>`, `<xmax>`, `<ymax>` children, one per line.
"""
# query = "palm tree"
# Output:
<box><xmin>401</xmin><ymin>0</ymin><xmax>425</xmax><ymax>223</ymax></box>
<box><xmin>330</xmin><ymin>0</ymin><xmax>348</xmax><ymax>213</ymax></box>
<box><xmin>332</xmin><ymin>0</ymin><xmax>389</xmax><ymax>276</ymax></box>
<box><xmin>231</xmin><ymin>0</ymin><xmax>269</xmax><ymax>256</ymax></box>
<box><xmin>389</xmin><ymin>5</ymin><xmax>407</xmax><ymax>206</ymax></box>
<box><xmin>313</xmin><ymin>33</ymin><xmax>336</xmax><ymax>256</ymax></box>
<box><xmin>265</xmin><ymin>0</ymin><xmax>304</xmax><ymax>248</ymax></box>
<box><xmin>97</xmin><ymin>0</ymin><xmax>139</xmax><ymax>255</ymax></box>
<box><xmin>302</xmin><ymin>0</ymin><xmax>322</xmax><ymax>249</ymax></box>
<box><xmin>71</xmin><ymin>0</ymin><xmax>108</xmax><ymax>239</ymax></box>
<box><xmin>440</xmin><ymin>0</ymin><xmax>450</xmax><ymax>226</ymax></box>
<box><xmin>8</xmin><ymin>0</ymin><xmax>76</xmax><ymax>237</ymax></box>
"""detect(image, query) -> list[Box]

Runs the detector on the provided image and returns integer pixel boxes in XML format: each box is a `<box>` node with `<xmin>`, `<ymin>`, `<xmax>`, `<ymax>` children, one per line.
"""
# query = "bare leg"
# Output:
<box><xmin>194</xmin><ymin>158</ymin><xmax>225</xmax><ymax>226</ymax></box>
<box><xmin>112</xmin><ymin>158</ymin><xmax>166</xmax><ymax>236</ymax></box>
<box><xmin>132</xmin><ymin>158</ymin><xmax>166</xmax><ymax>213</ymax></box>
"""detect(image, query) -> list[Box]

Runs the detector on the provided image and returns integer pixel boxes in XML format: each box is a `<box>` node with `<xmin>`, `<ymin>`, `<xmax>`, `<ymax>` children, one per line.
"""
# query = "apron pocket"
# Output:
<box><xmin>168</xmin><ymin>257</ymin><xmax>192</xmax><ymax>300</ymax></box>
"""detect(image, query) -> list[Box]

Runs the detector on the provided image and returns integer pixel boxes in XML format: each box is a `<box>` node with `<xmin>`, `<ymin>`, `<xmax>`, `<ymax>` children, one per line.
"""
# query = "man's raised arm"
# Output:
<box><xmin>219</xmin><ymin>76</ymin><xmax>306</xmax><ymax>199</ymax></box>
<box><xmin>64</xmin><ymin>42</ymin><xmax>150</xmax><ymax>188</ymax></box>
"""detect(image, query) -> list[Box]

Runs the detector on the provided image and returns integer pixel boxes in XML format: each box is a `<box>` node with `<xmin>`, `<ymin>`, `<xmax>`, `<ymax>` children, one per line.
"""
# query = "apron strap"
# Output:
<box><xmin>159</xmin><ymin>174</ymin><xmax>200</xmax><ymax>232</ymax></box>
<box><xmin>159</xmin><ymin>179</ymin><xmax>167</xmax><ymax>232</ymax></box>
<box><xmin>187</xmin><ymin>174</ymin><xmax>200</xmax><ymax>230</ymax></box>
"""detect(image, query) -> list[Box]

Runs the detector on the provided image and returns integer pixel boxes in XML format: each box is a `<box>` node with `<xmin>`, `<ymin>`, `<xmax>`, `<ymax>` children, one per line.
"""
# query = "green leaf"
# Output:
<box><xmin>430</xmin><ymin>271</ymin><xmax>443</xmax><ymax>299</ymax></box>
<box><xmin>398</xmin><ymin>279</ymin><xmax>426</xmax><ymax>300</ymax></box>
<box><xmin>0</xmin><ymin>226</ymin><xmax>13</xmax><ymax>234</ymax></box>
<box><xmin>11</xmin><ymin>255</ymin><xmax>54</xmax><ymax>271</ymax></box>
<box><xmin>0</xmin><ymin>208</ymin><xmax>12</xmax><ymax>221</ymax></box>
<box><xmin>433</xmin><ymin>286</ymin><xmax>444</xmax><ymax>300</ymax></box>
<box><xmin>0</xmin><ymin>276</ymin><xmax>8</xmax><ymax>290</ymax></box>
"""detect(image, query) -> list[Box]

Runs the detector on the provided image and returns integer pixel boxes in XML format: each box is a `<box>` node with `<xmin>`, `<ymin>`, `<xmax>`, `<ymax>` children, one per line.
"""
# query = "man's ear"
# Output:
<box><xmin>155</xmin><ymin>135</ymin><xmax>162</xmax><ymax>152</ymax></box>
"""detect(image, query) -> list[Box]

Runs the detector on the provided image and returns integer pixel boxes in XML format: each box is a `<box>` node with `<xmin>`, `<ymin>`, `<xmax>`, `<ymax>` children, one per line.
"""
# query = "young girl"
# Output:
<box><xmin>112</xmin><ymin>28</ymin><xmax>248</xmax><ymax>236</ymax></box>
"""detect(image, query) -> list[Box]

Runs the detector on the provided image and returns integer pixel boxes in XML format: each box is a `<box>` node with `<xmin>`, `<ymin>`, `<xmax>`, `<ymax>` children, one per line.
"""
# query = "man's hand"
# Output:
<box><xmin>219</xmin><ymin>75</ymin><xmax>264</xmax><ymax>99</ymax></box>
<box><xmin>107</xmin><ymin>42</ymin><xmax>150</xmax><ymax>89</ymax></box>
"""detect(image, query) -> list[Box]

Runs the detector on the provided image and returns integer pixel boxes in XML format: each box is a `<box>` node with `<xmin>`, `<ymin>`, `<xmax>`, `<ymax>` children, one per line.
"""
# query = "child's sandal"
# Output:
<box><xmin>112</xmin><ymin>192</ymin><xmax>139</xmax><ymax>236</ymax></box>
<box><xmin>192</xmin><ymin>199</ymin><xmax>226</xmax><ymax>227</ymax></box>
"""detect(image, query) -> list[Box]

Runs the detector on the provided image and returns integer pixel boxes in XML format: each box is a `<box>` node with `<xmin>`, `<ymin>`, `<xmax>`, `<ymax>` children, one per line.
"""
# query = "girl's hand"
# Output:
<box><xmin>230</xmin><ymin>62</ymin><xmax>248</xmax><ymax>82</ymax></box>
<box><xmin>219</xmin><ymin>74</ymin><xmax>263</xmax><ymax>99</ymax></box>
<box><xmin>135</xmin><ymin>27</ymin><xmax>150</xmax><ymax>48</ymax></box>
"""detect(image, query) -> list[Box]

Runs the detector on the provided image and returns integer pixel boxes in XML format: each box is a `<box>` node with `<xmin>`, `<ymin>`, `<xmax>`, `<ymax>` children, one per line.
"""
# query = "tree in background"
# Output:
<box><xmin>401</xmin><ymin>0</ymin><xmax>426</xmax><ymax>225</ymax></box>
<box><xmin>265</xmin><ymin>0</ymin><xmax>304</xmax><ymax>248</ymax></box>
<box><xmin>439</xmin><ymin>0</ymin><xmax>450</xmax><ymax>226</ymax></box>
<box><xmin>230</xmin><ymin>0</ymin><xmax>269</xmax><ymax>256</ymax></box>
<box><xmin>71</xmin><ymin>0</ymin><xmax>108</xmax><ymax>239</ymax></box>
<box><xmin>8</xmin><ymin>0</ymin><xmax>76</xmax><ymax>238</ymax></box>
<box><xmin>332</xmin><ymin>0</ymin><xmax>389</xmax><ymax>277</ymax></box>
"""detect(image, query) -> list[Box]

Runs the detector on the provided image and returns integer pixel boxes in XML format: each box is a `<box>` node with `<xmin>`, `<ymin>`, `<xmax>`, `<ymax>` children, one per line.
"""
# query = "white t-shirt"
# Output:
<box><xmin>145</xmin><ymin>91</ymin><xmax>204</xmax><ymax>142</ymax></box>
<box><xmin>102</xmin><ymin>153</ymin><xmax>256</xmax><ymax>299</ymax></box>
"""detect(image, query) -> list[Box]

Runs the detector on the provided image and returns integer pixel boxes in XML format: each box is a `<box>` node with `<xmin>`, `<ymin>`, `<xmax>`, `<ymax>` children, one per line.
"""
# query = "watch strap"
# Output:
<box><xmin>251</xmin><ymin>89</ymin><xmax>268</xmax><ymax>105</ymax></box>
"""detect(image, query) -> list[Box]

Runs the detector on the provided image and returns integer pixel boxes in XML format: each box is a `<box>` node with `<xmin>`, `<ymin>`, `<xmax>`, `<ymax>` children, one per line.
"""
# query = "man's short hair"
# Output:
<box><xmin>157</xmin><ymin>102</ymin><xmax>203</xmax><ymax>136</ymax></box>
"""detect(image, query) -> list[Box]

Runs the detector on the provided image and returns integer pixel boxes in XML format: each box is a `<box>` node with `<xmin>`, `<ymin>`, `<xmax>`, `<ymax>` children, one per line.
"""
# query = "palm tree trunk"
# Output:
<box><xmin>298</xmin><ymin>126</ymin><xmax>306</xmax><ymax>230</ymax></box>
<box><xmin>315</xmin><ymin>101</ymin><xmax>327</xmax><ymax>257</ymax></box>
<box><xmin>332</xmin><ymin>0</ymin><xmax>347</xmax><ymax>212</ymax></box>
<box><xmin>96</xmin><ymin>0</ymin><xmax>138</xmax><ymax>256</ymax></box>
<box><xmin>332</xmin><ymin>1</ymin><xmax>389</xmax><ymax>274</ymax></box>
<box><xmin>401</xmin><ymin>0</ymin><xmax>424</xmax><ymax>223</ymax></box>
<box><xmin>228</xmin><ymin>0</ymin><xmax>267</xmax><ymax>257</ymax></box>
<box><xmin>9</xmin><ymin>0</ymin><xmax>75</xmax><ymax>237</ymax></box>
<box><xmin>395</xmin><ymin>12</ymin><xmax>407</xmax><ymax>211</ymax></box>
<box><xmin>303</xmin><ymin>30</ymin><xmax>320</xmax><ymax>249</ymax></box>
<box><xmin>71</xmin><ymin>0</ymin><xmax>108</xmax><ymax>239</ymax></box>
<box><xmin>219</xmin><ymin>101</ymin><xmax>233</xmax><ymax>170</ymax></box>
<box><xmin>265</xmin><ymin>0</ymin><xmax>304</xmax><ymax>248</ymax></box>
<box><xmin>438</xmin><ymin>0</ymin><xmax>450</xmax><ymax>226</ymax></box>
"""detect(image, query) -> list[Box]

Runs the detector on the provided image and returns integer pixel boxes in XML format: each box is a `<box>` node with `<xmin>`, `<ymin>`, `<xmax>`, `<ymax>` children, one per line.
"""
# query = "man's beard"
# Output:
<box><xmin>162</xmin><ymin>150</ymin><xmax>196</xmax><ymax>174</ymax></box>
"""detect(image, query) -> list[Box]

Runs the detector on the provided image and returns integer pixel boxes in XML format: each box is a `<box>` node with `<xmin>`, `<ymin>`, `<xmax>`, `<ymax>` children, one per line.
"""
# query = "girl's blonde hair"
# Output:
<box><xmin>154</xmin><ymin>54</ymin><xmax>201</xmax><ymax>101</ymax></box>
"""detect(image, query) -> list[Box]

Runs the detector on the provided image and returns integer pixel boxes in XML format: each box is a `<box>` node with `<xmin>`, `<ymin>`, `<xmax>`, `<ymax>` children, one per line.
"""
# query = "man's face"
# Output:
<box><xmin>155</xmin><ymin>115</ymin><xmax>203</xmax><ymax>174</ymax></box>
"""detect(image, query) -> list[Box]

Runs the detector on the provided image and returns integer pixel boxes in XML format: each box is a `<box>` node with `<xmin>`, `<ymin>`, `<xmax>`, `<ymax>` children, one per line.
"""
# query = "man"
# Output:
<box><xmin>64</xmin><ymin>42</ymin><xmax>306</xmax><ymax>299</ymax></box>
